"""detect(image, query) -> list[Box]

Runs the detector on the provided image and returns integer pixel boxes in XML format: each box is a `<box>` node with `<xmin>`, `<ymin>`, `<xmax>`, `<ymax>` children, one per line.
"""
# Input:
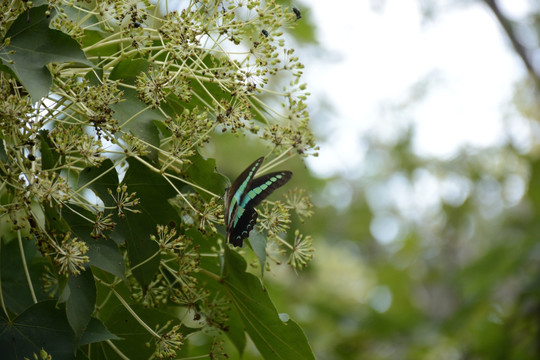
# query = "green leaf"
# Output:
<box><xmin>113</xmin><ymin>158</ymin><xmax>181</xmax><ymax>287</ymax></box>
<box><xmin>44</xmin><ymin>204</ymin><xmax>70</xmax><ymax>234</ymax></box>
<box><xmin>178</xmin><ymin>57</ymin><xmax>233</xmax><ymax>113</ymax></box>
<box><xmin>39</xmin><ymin>129</ymin><xmax>60</xmax><ymax>170</ymax></box>
<box><xmin>0</xmin><ymin>135</ymin><xmax>7</xmax><ymax>163</ymax></box>
<box><xmin>191</xmin><ymin>246</ymin><xmax>246</xmax><ymax>355</ymax></box>
<box><xmin>0</xmin><ymin>5</ymin><xmax>92</xmax><ymax>102</ymax></box>
<box><xmin>79</xmin><ymin>317</ymin><xmax>120</xmax><ymax>346</ymax></box>
<box><xmin>0</xmin><ymin>300</ymin><xmax>74</xmax><ymax>360</ymax></box>
<box><xmin>78</xmin><ymin>159</ymin><xmax>119</xmax><ymax>209</ymax></box>
<box><xmin>248</xmin><ymin>229</ymin><xmax>267</xmax><ymax>278</ymax></box>
<box><xmin>183</xmin><ymin>151</ymin><xmax>229</xmax><ymax>200</ymax></box>
<box><xmin>109</xmin><ymin>60</ymin><xmax>166</xmax><ymax>162</ymax></box>
<box><xmin>223</xmin><ymin>297</ymin><xmax>247</xmax><ymax>356</ymax></box>
<box><xmin>81</xmin><ymin>30</ymin><xmax>118</xmax><ymax>58</ymax></box>
<box><xmin>103</xmin><ymin>304</ymin><xmax>187</xmax><ymax>359</ymax></box>
<box><xmin>111</xmin><ymin>88</ymin><xmax>163</xmax><ymax>163</ymax></box>
<box><xmin>61</xmin><ymin>204</ymin><xmax>125</xmax><ymax>278</ymax></box>
<box><xmin>60</xmin><ymin>268</ymin><xmax>97</xmax><ymax>342</ymax></box>
<box><xmin>109</xmin><ymin>58</ymin><xmax>149</xmax><ymax>85</ymax></box>
<box><xmin>185</xmin><ymin>228</ymin><xmax>220</xmax><ymax>274</ymax></box>
<box><xmin>85</xmin><ymin>65</ymin><xmax>104</xmax><ymax>87</ymax></box>
<box><xmin>0</xmin><ymin>237</ymin><xmax>48</xmax><ymax>315</ymax></box>
<box><xmin>221</xmin><ymin>248</ymin><xmax>315</xmax><ymax>360</ymax></box>
<box><xmin>87</xmin><ymin>237</ymin><xmax>126</xmax><ymax>278</ymax></box>
<box><xmin>153</xmin><ymin>118</ymin><xmax>172</xmax><ymax>138</ymax></box>
<box><xmin>57</xmin><ymin>5</ymin><xmax>104</xmax><ymax>33</ymax></box>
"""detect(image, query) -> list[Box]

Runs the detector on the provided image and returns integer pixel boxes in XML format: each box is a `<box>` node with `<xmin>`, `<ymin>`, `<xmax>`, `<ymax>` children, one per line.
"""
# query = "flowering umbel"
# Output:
<box><xmin>152</xmin><ymin>323</ymin><xmax>184</xmax><ymax>359</ymax></box>
<box><xmin>51</xmin><ymin>233</ymin><xmax>90</xmax><ymax>276</ymax></box>
<box><xmin>288</xmin><ymin>230</ymin><xmax>314</xmax><ymax>269</ymax></box>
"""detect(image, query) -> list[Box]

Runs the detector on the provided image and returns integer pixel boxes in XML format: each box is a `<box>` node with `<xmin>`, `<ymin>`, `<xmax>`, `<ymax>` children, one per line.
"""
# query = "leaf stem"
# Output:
<box><xmin>129</xmin><ymin>249</ymin><xmax>161</xmax><ymax>272</ymax></box>
<box><xmin>199</xmin><ymin>268</ymin><xmax>221</xmax><ymax>282</ymax></box>
<box><xmin>0</xmin><ymin>239</ymin><xmax>10</xmax><ymax>321</ymax></box>
<box><xmin>106</xmin><ymin>339</ymin><xmax>130</xmax><ymax>360</ymax></box>
<box><xmin>109</xmin><ymin>285</ymin><xmax>160</xmax><ymax>339</ymax></box>
<box><xmin>17</xmin><ymin>229</ymin><xmax>37</xmax><ymax>304</ymax></box>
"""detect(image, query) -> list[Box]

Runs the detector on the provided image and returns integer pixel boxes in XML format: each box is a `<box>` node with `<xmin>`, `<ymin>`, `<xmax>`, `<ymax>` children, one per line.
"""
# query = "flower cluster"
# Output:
<box><xmin>285</xmin><ymin>188</ymin><xmax>314</xmax><ymax>221</ymax></box>
<box><xmin>108</xmin><ymin>184</ymin><xmax>141</xmax><ymax>218</ymax></box>
<box><xmin>51</xmin><ymin>233</ymin><xmax>90</xmax><ymax>276</ymax></box>
<box><xmin>172</xmin><ymin>192</ymin><xmax>222</xmax><ymax>235</ymax></box>
<box><xmin>152</xmin><ymin>323</ymin><xmax>184</xmax><ymax>359</ymax></box>
<box><xmin>134</xmin><ymin>225</ymin><xmax>204</xmax><ymax>308</ymax></box>
<box><xmin>253</xmin><ymin>187</ymin><xmax>315</xmax><ymax>268</ymax></box>
<box><xmin>288</xmin><ymin>230</ymin><xmax>314</xmax><ymax>269</ymax></box>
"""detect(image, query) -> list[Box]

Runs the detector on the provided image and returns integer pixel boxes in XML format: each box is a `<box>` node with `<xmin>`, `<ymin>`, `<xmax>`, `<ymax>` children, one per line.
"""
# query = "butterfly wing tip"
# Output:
<box><xmin>228</xmin><ymin>237</ymin><xmax>243</xmax><ymax>247</ymax></box>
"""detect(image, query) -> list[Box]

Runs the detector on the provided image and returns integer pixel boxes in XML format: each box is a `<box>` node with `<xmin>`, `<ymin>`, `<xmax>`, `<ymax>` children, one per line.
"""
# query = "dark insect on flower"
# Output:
<box><xmin>262</xmin><ymin>29</ymin><xmax>269</xmax><ymax>37</ymax></box>
<box><xmin>224</xmin><ymin>157</ymin><xmax>292</xmax><ymax>247</ymax></box>
<box><xmin>292</xmin><ymin>7</ymin><xmax>302</xmax><ymax>20</ymax></box>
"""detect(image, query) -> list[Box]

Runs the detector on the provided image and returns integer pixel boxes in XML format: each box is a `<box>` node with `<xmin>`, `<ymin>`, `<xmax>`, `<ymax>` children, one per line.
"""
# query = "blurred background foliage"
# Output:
<box><xmin>215</xmin><ymin>0</ymin><xmax>540</xmax><ymax>359</ymax></box>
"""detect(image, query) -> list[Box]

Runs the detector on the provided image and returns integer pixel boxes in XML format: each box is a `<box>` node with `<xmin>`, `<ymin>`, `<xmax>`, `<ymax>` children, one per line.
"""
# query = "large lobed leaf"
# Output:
<box><xmin>78</xmin><ymin>158</ymin><xmax>120</xmax><ymax>209</ymax></box>
<box><xmin>0</xmin><ymin>300</ymin><xmax>117</xmax><ymax>359</ymax></box>
<box><xmin>183</xmin><ymin>151</ymin><xmax>230</xmax><ymax>201</ymax></box>
<box><xmin>0</xmin><ymin>300</ymin><xmax>73</xmax><ymax>360</ymax></box>
<box><xmin>62</xmin><ymin>203</ymin><xmax>126</xmax><ymax>279</ymax></box>
<box><xmin>58</xmin><ymin>268</ymin><xmax>97</xmax><ymax>344</ymax></box>
<box><xmin>0</xmin><ymin>237</ymin><xmax>48</xmax><ymax>315</ymax></box>
<box><xmin>0</xmin><ymin>6</ymin><xmax>92</xmax><ymax>102</ymax></box>
<box><xmin>221</xmin><ymin>248</ymin><xmax>315</xmax><ymax>360</ymax></box>
<box><xmin>112</xmin><ymin>158</ymin><xmax>182</xmax><ymax>287</ymax></box>
<box><xmin>101</xmin><ymin>304</ymin><xmax>190</xmax><ymax>359</ymax></box>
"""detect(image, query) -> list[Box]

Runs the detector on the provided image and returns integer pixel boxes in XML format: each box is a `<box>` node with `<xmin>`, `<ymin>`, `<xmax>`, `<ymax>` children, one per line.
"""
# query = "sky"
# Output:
<box><xmin>302</xmin><ymin>0</ymin><xmax>530</xmax><ymax>177</ymax></box>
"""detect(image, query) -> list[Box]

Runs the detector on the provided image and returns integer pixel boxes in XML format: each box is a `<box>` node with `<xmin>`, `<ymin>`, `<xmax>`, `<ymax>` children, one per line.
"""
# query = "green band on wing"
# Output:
<box><xmin>228</xmin><ymin>164</ymin><xmax>259</xmax><ymax>220</ymax></box>
<box><xmin>225</xmin><ymin>157</ymin><xmax>292</xmax><ymax>247</ymax></box>
<box><xmin>240</xmin><ymin>176</ymin><xmax>283</xmax><ymax>208</ymax></box>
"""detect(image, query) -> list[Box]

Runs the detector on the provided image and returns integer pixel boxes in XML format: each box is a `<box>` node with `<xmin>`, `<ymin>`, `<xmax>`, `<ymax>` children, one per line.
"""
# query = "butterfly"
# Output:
<box><xmin>224</xmin><ymin>157</ymin><xmax>292</xmax><ymax>247</ymax></box>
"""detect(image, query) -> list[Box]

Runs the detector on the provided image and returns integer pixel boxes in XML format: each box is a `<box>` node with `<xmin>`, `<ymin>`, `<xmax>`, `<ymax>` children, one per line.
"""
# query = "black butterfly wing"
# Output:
<box><xmin>224</xmin><ymin>157</ymin><xmax>264</xmax><ymax>232</ymax></box>
<box><xmin>238</xmin><ymin>171</ymin><xmax>292</xmax><ymax>209</ymax></box>
<box><xmin>228</xmin><ymin>209</ymin><xmax>258</xmax><ymax>247</ymax></box>
<box><xmin>228</xmin><ymin>171</ymin><xmax>293</xmax><ymax>246</ymax></box>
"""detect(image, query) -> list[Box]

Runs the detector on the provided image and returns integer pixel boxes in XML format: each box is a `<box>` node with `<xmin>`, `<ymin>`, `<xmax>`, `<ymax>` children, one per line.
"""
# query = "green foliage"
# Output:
<box><xmin>0</xmin><ymin>6</ymin><xmax>92</xmax><ymax>102</ymax></box>
<box><xmin>0</xmin><ymin>0</ymin><xmax>317</xmax><ymax>359</ymax></box>
<box><xmin>1</xmin><ymin>300</ymin><xmax>78</xmax><ymax>360</ymax></box>
<box><xmin>222</xmin><ymin>247</ymin><xmax>314</xmax><ymax>360</ymax></box>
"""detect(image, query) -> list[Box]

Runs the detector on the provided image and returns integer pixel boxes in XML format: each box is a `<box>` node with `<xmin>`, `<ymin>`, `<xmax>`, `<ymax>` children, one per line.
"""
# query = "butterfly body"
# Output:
<box><xmin>224</xmin><ymin>157</ymin><xmax>292</xmax><ymax>247</ymax></box>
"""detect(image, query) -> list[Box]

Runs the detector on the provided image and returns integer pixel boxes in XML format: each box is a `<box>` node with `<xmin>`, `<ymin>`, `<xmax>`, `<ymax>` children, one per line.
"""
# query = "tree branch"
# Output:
<box><xmin>482</xmin><ymin>0</ymin><xmax>540</xmax><ymax>83</ymax></box>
